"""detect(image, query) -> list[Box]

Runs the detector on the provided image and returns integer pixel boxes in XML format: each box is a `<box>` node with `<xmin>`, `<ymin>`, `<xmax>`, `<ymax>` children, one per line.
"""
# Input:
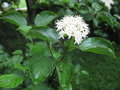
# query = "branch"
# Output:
<box><xmin>25</xmin><ymin>0</ymin><xmax>37</xmax><ymax>24</ymax></box>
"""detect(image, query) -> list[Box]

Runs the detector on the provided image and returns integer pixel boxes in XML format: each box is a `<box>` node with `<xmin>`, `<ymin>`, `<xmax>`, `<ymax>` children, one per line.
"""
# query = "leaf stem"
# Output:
<box><xmin>46</xmin><ymin>41</ymin><xmax>54</xmax><ymax>57</ymax></box>
<box><xmin>60</xmin><ymin>38</ymin><xmax>72</xmax><ymax>61</ymax></box>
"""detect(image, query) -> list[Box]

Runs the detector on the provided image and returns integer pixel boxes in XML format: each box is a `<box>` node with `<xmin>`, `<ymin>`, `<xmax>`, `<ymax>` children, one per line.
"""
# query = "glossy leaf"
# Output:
<box><xmin>29</xmin><ymin>55</ymin><xmax>53</xmax><ymax>83</ymax></box>
<box><xmin>34</xmin><ymin>10</ymin><xmax>57</xmax><ymax>26</ymax></box>
<box><xmin>27</xmin><ymin>26</ymin><xmax>59</xmax><ymax>43</ymax></box>
<box><xmin>3</xmin><ymin>12</ymin><xmax>27</xmax><ymax>26</ymax></box>
<box><xmin>79</xmin><ymin>37</ymin><xmax>116</xmax><ymax>58</ymax></box>
<box><xmin>56</xmin><ymin>61</ymin><xmax>74</xmax><ymax>89</ymax></box>
<box><xmin>27</xmin><ymin>42</ymin><xmax>48</xmax><ymax>55</ymax></box>
<box><xmin>0</xmin><ymin>74</ymin><xmax>23</xmax><ymax>88</ymax></box>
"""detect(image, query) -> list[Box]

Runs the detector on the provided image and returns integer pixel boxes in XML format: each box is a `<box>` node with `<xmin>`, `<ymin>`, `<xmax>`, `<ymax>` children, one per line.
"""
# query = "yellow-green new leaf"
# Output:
<box><xmin>0</xmin><ymin>74</ymin><xmax>24</xmax><ymax>88</ymax></box>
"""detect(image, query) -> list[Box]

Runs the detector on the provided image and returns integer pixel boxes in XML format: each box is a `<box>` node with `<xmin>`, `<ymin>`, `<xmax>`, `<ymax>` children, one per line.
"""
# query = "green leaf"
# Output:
<box><xmin>62</xmin><ymin>0</ymin><xmax>69</xmax><ymax>3</ymax></box>
<box><xmin>29</xmin><ymin>55</ymin><xmax>53</xmax><ymax>83</ymax></box>
<box><xmin>79</xmin><ymin>37</ymin><xmax>116</xmax><ymax>58</ymax></box>
<box><xmin>94</xmin><ymin>30</ymin><xmax>108</xmax><ymax>37</ymax></box>
<box><xmin>27</xmin><ymin>42</ymin><xmax>48</xmax><ymax>55</ymax></box>
<box><xmin>56</xmin><ymin>61</ymin><xmax>74</xmax><ymax>89</ymax></box>
<box><xmin>97</xmin><ymin>11</ymin><xmax>120</xmax><ymax>27</ymax></box>
<box><xmin>27</xmin><ymin>26</ymin><xmax>59</xmax><ymax>43</ymax></box>
<box><xmin>93</xmin><ymin>17</ymin><xmax>99</xmax><ymax>27</ymax></box>
<box><xmin>11</xmin><ymin>53</ymin><xmax>28</xmax><ymax>72</ymax></box>
<box><xmin>12</xmin><ymin>50</ymin><xmax>22</xmax><ymax>55</ymax></box>
<box><xmin>17</xmin><ymin>25</ymin><xmax>32</xmax><ymax>33</ymax></box>
<box><xmin>82</xmin><ymin>13</ymin><xmax>93</xmax><ymax>21</ymax></box>
<box><xmin>0</xmin><ymin>74</ymin><xmax>23</xmax><ymax>88</ymax></box>
<box><xmin>11</xmin><ymin>55</ymin><xmax>28</xmax><ymax>72</ymax></box>
<box><xmin>114</xmin><ymin>14</ymin><xmax>120</xmax><ymax>20</ymax></box>
<box><xmin>92</xmin><ymin>2</ymin><xmax>102</xmax><ymax>12</ymax></box>
<box><xmin>59</xmin><ymin>84</ymin><xmax>72</xmax><ymax>90</ymax></box>
<box><xmin>17</xmin><ymin>25</ymin><xmax>32</xmax><ymax>40</ymax></box>
<box><xmin>12</xmin><ymin>55</ymin><xmax>23</xmax><ymax>65</ymax></box>
<box><xmin>34</xmin><ymin>10</ymin><xmax>57</xmax><ymax>26</ymax></box>
<box><xmin>58</xmin><ymin>8</ymin><xmax>74</xmax><ymax>16</ymax></box>
<box><xmin>24</xmin><ymin>83</ymin><xmax>53</xmax><ymax>90</ymax></box>
<box><xmin>3</xmin><ymin>12</ymin><xmax>27</xmax><ymax>26</ymax></box>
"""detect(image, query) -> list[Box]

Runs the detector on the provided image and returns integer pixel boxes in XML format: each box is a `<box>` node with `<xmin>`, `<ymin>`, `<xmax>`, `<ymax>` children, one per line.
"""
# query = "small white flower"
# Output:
<box><xmin>55</xmin><ymin>15</ymin><xmax>90</xmax><ymax>44</ymax></box>
<box><xmin>101</xmin><ymin>0</ymin><xmax>114</xmax><ymax>10</ymax></box>
<box><xmin>1</xmin><ymin>2</ymin><xmax>9</xmax><ymax>8</ymax></box>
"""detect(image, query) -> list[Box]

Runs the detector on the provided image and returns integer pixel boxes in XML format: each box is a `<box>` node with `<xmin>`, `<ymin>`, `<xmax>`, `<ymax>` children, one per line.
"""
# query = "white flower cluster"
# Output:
<box><xmin>55</xmin><ymin>15</ymin><xmax>90</xmax><ymax>44</ymax></box>
<box><xmin>1</xmin><ymin>2</ymin><xmax>9</xmax><ymax>8</ymax></box>
<box><xmin>101</xmin><ymin>0</ymin><xmax>114</xmax><ymax>10</ymax></box>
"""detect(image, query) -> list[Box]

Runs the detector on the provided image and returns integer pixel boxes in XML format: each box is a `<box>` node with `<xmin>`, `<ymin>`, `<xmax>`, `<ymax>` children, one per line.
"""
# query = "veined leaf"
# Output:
<box><xmin>27</xmin><ymin>42</ymin><xmax>48</xmax><ymax>55</ymax></box>
<box><xmin>27</xmin><ymin>26</ymin><xmax>59</xmax><ymax>43</ymax></box>
<box><xmin>79</xmin><ymin>37</ymin><xmax>116</xmax><ymax>58</ymax></box>
<box><xmin>12</xmin><ymin>55</ymin><xmax>23</xmax><ymax>65</ymax></box>
<box><xmin>0</xmin><ymin>74</ymin><xmax>24</xmax><ymax>88</ymax></box>
<box><xmin>3</xmin><ymin>12</ymin><xmax>27</xmax><ymax>26</ymax></box>
<box><xmin>56</xmin><ymin>61</ymin><xmax>74</xmax><ymax>90</ymax></box>
<box><xmin>17</xmin><ymin>25</ymin><xmax>32</xmax><ymax>33</ymax></box>
<box><xmin>29</xmin><ymin>55</ymin><xmax>53</xmax><ymax>83</ymax></box>
<box><xmin>34</xmin><ymin>10</ymin><xmax>57</xmax><ymax>26</ymax></box>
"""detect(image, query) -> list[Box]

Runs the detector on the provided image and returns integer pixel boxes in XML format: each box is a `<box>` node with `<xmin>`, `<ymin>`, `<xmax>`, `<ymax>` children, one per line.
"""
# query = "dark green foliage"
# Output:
<box><xmin>72</xmin><ymin>49</ymin><xmax>120</xmax><ymax>90</ymax></box>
